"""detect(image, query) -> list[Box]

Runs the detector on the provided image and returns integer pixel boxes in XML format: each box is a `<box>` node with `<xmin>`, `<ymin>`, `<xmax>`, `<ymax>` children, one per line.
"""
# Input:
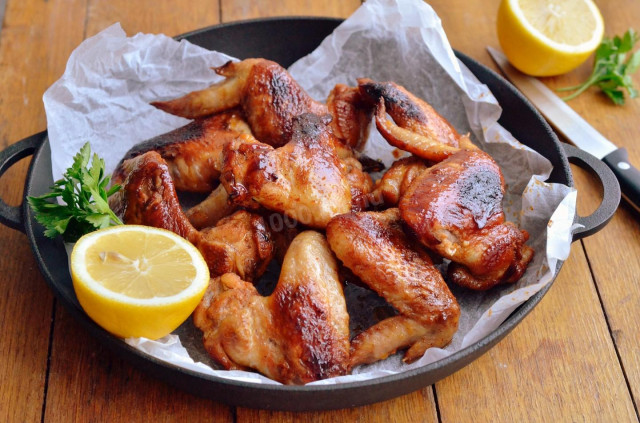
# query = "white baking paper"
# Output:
<box><xmin>44</xmin><ymin>0</ymin><xmax>576</xmax><ymax>386</ymax></box>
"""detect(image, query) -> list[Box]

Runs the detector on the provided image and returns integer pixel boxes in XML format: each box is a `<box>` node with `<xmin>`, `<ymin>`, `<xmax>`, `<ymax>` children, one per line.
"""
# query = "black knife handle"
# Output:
<box><xmin>602</xmin><ymin>148</ymin><xmax>640</xmax><ymax>214</ymax></box>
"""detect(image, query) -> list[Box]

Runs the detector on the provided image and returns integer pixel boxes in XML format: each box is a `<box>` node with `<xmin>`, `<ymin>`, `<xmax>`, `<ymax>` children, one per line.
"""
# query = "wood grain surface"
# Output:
<box><xmin>0</xmin><ymin>0</ymin><xmax>639</xmax><ymax>422</ymax></box>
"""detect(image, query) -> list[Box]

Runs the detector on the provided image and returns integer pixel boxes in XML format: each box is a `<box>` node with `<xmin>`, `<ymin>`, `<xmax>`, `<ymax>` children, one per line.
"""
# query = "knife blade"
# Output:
<box><xmin>487</xmin><ymin>46</ymin><xmax>640</xmax><ymax>213</ymax></box>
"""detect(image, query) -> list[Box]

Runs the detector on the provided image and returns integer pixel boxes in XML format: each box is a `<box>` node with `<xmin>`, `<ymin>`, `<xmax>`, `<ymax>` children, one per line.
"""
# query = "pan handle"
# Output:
<box><xmin>0</xmin><ymin>131</ymin><xmax>47</xmax><ymax>233</ymax></box>
<box><xmin>562</xmin><ymin>143</ymin><xmax>621</xmax><ymax>241</ymax></box>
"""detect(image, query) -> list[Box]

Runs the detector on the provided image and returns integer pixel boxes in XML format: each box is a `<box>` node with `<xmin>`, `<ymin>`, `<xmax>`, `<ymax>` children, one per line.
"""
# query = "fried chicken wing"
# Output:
<box><xmin>193</xmin><ymin>231</ymin><xmax>350</xmax><ymax>384</ymax></box>
<box><xmin>152</xmin><ymin>59</ymin><xmax>328</xmax><ymax>147</ymax></box>
<box><xmin>326</xmin><ymin>83</ymin><xmax>373</xmax><ymax>151</ymax></box>
<box><xmin>116</xmin><ymin>110</ymin><xmax>253</xmax><ymax>193</ymax></box>
<box><xmin>185</xmin><ymin>184</ymin><xmax>235</xmax><ymax>229</ymax></box>
<box><xmin>110</xmin><ymin>151</ymin><xmax>199</xmax><ymax>242</ymax></box>
<box><xmin>221</xmin><ymin>113</ymin><xmax>352</xmax><ymax>228</ymax></box>
<box><xmin>197</xmin><ymin>210</ymin><xmax>274</xmax><ymax>281</ymax></box>
<box><xmin>358</xmin><ymin>79</ymin><xmax>477</xmax><ymax>162</ymax></box>
<box><xmin>399</xmin><ymin>150</ymin><xmax>533</xmax><ymax>290</ymax></box>
<box><xmin>326</xmin><ymin>209</ymin><xmax>460</xmax><ymax>367</ymax></box>
<box><xmin>110</xmin><ymin>151</ymin><xmax>273</xmax><ymax>281</ymax></box>
<box><xmin>342</xmin><ymin>156</ymin><xmax>374</xmax><ymax>211</ymax></box>
<box><xmin>368</xmin><ymin>156</ymin><xmax>429</xmax><ymax>208</ymax></box>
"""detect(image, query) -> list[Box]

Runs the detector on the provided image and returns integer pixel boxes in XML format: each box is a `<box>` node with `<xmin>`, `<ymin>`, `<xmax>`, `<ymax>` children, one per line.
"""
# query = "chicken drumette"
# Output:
<box><xmin>110</xmin><ymin>151</ymin><xmax>273</xmax><ymax>281</ymax></box>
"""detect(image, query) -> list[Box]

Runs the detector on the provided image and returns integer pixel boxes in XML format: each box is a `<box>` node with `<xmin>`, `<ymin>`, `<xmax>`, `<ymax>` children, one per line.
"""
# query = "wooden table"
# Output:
<box><xmin>1</xmin><ymin>0</ymin><xmax>638</xmax><ymax>421</ymax></box>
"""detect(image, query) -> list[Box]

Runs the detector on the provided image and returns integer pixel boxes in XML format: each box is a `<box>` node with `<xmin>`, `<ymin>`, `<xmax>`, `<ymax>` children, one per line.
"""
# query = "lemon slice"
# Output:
<box><xmin>497</xmin><ymin>0</ymin><xmax>604</xmax><ymax>76</ymax></box>
<box><xmin>70</xmin><ymin>225</ymin><xmax>209</xmax><ymax>340</ymax></box>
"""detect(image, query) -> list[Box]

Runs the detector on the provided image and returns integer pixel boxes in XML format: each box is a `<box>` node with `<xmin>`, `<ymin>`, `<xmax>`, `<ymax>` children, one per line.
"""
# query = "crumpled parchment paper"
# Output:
<box><xmin>43</xmin><ymin>0</ymin><xmax>576</xmax><ymax>385</ymax></box>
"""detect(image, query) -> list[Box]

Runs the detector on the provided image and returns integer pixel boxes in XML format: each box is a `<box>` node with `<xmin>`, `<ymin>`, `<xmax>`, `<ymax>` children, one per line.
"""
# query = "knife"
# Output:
<box><xmin>487</xmin><ymin>46</ymin><xmax>640</xmax><ymax>213</ymax></box>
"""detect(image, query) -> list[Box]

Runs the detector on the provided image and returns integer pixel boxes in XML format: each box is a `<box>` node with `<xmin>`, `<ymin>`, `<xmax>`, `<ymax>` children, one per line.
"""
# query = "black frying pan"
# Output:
<box><xmin>0</xmin><ymin>18</ymin><xmax>620</xmax><ymax>411</ymax></box>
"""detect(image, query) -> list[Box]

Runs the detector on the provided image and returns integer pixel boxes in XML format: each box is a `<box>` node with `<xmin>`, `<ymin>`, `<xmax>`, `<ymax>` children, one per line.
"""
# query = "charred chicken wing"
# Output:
<box><xmin>358</xmin><ymin>78</ymin><xmax>477</xmax><ymax>162</ymax></box>
<box><xmin>399</xmin><ymin>150</ymin><xmax>533</xmax><ymax>290</ymax></box>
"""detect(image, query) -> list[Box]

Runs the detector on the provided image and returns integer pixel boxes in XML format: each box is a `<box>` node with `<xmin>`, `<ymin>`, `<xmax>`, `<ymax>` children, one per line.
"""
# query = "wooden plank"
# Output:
<box><xmin>221</xmin><ymin>0</ymin><xmax>360</xmax><ymax>21</ymax></box>
<box><xmin>0</xmin><ymin>0</ymin><xmax>88</xmax><ymax>421</ymax></box>
<box><xmin>236</xmin><ymin>389</ymin><xmax>437</xmax><ymax>423</ymax></box>
<box><xmin>436</xmin><ymin>246</ymin><xmax>637</xmax><ymax>422</ymax></box>
<box><xmin>576</xmin><ymin>170</ymin><xmax>640</xmax><ymax>408</ymax></box>
<box><xmin>562</xmin><ymin>0</ymin><xmax>640</xmax><ymax>409</ymax></box>
<box><xmin>430</xmin><ymin>0</ymin><xmax>638</xmax><ymax>421</ymax></box>
<box><xmin>508</xmin><ymin>0</ymin><xmax>640</xmax><ymax>411</ymax></box>
<box><xmin>84</xmin><ymin>0</ymin><xmax>220</xmax><ymax>38</ymax></box>
<box><xmin>44</xmin><ymin>306</ymin><xmax>232</xmax><ymax>421</ymax></box>
<box><xmin>42</xmin><ymin>2</ymin><xmax>232</xmax><ymax>421</ymax></box>
<box><xmin>0</xmin><ymin>0</ymin><xmax>6</xmax><ymax>37</ymax></box>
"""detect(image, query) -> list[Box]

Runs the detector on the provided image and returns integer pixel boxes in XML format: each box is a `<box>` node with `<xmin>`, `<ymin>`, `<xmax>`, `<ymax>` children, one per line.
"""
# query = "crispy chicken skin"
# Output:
<box><xmin>193</xmin><ymin>231</ymin><xmax>350</xmax><ymax>384</ymax></box>
<box><xmin>342</xmin><ymin>156</ymin><xmax>374</xmax><ymax>211</ymax></box>
<box><xmin>197</xmin><ymin>210</ymin><xmax>274</xmax><ymax>282</ymax></box>
<box><xmin>399</xmin><ymin>150</ymin><xmax>533</xmax><ymax>290</ymax></box>
<box><xmin>326</xmin><ymin>209</ymin><xmax>460</xmax><ymax>367</ymax></box>
<box><xmin>152</xmin><ymin>59</ymin><xmax>328</xmax><ymax>147</ymax></box>
<box><xmin>326</xmin><ymin>83</ymin><xmax>373</xmax><ymax>151</ymax></box>
<box><xmin>110</xmin><ymin>151</ymin><xmax>199</xmax><ymax>242</ymax></box>
<box><xmin>221</xmin><ymin>113</ymin><xmax>352</xmax><ymax>228</ymax></box>
<box><xmin>368</xmin><ymin>156</ymin><xmax>430</xmax><ymax>208</ymax></box>
<box><xmin>358</xmin><ymin>78</ymin><xmax>477</xmax><ymax>162</ymax></box>
<box><xmin>110</xmin><ymin>151</ymin><xmax>273</xmax><ymax>281</ymax></box>
<box><xmin>115</xmin><ymin>110</ymin><xmax>253</xmax><ymax>193</ymax></box>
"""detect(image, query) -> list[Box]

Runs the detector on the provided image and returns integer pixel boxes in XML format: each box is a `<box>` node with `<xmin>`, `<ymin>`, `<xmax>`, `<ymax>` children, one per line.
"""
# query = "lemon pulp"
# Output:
<box><xmin>497</xmin><ymin>0</ymin><xmax>604</xmax><ymax>76</ymax></box>
<box><xmin>518</xmin><ymin>0</ymin><xmax>599</xmax><ymax>47</ymax></box>
<box><xmin>71</xmin><ymin>225</ymin><xmax>209</xmax><ymax>339</ymax></box>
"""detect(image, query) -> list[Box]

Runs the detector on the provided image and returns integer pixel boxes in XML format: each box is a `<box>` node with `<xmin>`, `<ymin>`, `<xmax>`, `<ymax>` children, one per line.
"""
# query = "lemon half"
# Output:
<box><xmin>497</xmin><ymin>0</ymin><xmax>604</xmax><ymax>76</ymax></box>
<box><xmin>70</xmin><ymin>225</ymin><xmax>209</xmax><ymax>339</ymax></box>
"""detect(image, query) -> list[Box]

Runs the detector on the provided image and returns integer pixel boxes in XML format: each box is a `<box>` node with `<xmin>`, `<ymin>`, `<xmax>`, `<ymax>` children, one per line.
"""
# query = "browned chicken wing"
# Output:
<box><xmin>110</xmin><ymin>151</ymin><xmax>273</xmax><ymax>281</ymax></box>
<box><xmin>342</xmin><ymin>156</ymin><xmax>374</xmax><ymax>211</ymax></box>
<box><xmin>358</xmin><ymin>78</ymin><xmax>477</xmax><ymax>162</ymax></box>
<box><xmin>399</xmin><ymin>150</ymin><xmax>533</xmax><ymax>290</ymax></box>
<box><xmin>326</xmin><ymin>83</ymin><xmax>373</xmax><ymax>151</ymax></box>
<box><xmin>110</xmin><ymin>151</ymin><xmax>199</xmax><ymax>241</ymax></box>
<box><xmin>193</xmin><ymin>231</ymin><xmax>350</xmax><ymax>384</ymax></box>
<box><xmin>116</xmin><ymin>110</ymin><xmax>253</xmax><ymax>193</ymax></box>
<box><xmin>368</xmin><ymin>156</ymin><xmax>430</xmax><ymax>208</ymax></box>
<box><xmin>197</xmin><ymin>210</ymin><xmax>274</xmax><ymax>282</ymax></box>
<box><xmin>220</xmin><ymin>113</ymin><xmax>352</xmax><ymax>228</ymax></box>
<box><xmin>185</xmin><ymin>184</ymin><xmax>235</xmax><ymax>230</ymax></box>
<box><xmin>152</xmin><ymin>59</ymin><xmax>328</xmax><ymax>147</ymax></box>
<box><xmin>326</xmin><ymin>209</ymin><xmax>460</xmax><ymax>367</ymax></box>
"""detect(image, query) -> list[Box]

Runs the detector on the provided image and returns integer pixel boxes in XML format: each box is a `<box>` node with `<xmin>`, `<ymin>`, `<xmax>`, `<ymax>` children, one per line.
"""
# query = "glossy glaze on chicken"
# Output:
<box><xmin>111</xmin><ymin>58</ymin><xmax>534</xmax><ymax>384</ymax></box>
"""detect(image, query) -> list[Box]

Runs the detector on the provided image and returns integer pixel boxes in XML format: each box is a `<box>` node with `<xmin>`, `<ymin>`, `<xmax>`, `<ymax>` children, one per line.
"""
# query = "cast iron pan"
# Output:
<box><xmin>0</xmin><ymin>18</ymin><xmax>621</xmax><ymax>411</ymax></box>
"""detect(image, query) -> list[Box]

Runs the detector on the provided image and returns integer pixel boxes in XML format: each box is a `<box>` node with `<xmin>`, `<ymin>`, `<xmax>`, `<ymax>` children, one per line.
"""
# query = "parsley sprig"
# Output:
<box><xmin>558</xmin><ymin>28</ymin><xmax>640</xmax><ymax>105</ymax></box>
<box><xmin>27</xmin><ymin>142</ymin><xmax>122</xmax><ymax>243</ymax></box>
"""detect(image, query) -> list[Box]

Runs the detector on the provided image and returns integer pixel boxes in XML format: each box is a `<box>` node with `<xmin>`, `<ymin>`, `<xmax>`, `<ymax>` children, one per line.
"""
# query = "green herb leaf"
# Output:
<box><xmin>559</xmin><ymin>28</ymin><xmax>640</xmax><ymax>105</ymax></box>
<box><xmin>27</xmin><ymin>142</ymin><xmax>123</xmax><ymax>243</ymax></box>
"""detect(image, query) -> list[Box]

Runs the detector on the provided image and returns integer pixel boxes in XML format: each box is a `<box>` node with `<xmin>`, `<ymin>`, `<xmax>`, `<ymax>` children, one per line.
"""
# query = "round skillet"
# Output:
<box><xmin>0</xmin><ymin>17</ymin><xmax>620</xmax><ymax>411</ymax></box>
